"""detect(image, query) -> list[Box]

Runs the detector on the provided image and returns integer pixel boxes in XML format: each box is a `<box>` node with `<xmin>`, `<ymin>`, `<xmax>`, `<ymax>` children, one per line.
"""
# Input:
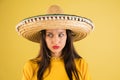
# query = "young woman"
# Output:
<box><xmin>16</xmin><ymin>5</ymin><xmax>94</xmax><ymax>80</ymax></box>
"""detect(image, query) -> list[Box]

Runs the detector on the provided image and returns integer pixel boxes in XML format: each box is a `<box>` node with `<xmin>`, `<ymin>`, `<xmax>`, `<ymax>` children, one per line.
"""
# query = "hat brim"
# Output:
<box><xmin>16</xmin><ymin>14</ymin><xmax>94</xmax><ymax>43</ymax></box>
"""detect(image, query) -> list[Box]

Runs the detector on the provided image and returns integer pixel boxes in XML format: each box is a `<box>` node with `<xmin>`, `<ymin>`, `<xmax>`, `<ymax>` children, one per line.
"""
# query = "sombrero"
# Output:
<box><xmin>16</xmin><ymin>5</ymin><xmax>94</xmax><ymax>43</ymax></box>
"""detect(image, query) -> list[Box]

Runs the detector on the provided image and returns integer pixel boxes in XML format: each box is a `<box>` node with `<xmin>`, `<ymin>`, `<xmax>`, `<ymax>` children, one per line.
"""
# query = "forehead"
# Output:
<box><xmin>46</xmin><ymin>29</ymin><xmax>66</xmax><ymax>33</ymax></box>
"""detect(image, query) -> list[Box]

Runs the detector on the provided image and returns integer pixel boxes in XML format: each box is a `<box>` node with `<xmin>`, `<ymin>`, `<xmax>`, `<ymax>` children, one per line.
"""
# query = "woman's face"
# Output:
<box><xmin>45</xmin><ymin>29</ymin><xmax>67</xmax><ymax>57</ymax></box>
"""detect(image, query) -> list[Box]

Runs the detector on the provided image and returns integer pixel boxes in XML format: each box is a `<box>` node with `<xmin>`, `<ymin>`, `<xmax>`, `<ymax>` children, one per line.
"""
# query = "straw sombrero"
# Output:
<box><xmin>16</xmin><ymin>5</ymin><xmax>94</xmax><ymax>43</ymax></box>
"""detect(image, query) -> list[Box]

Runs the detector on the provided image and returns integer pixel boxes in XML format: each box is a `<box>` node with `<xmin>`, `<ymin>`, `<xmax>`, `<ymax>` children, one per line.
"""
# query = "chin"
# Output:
<box><xmin>51</xmin><ymin>50</ymin><xmax>61</xmax><ymax>54</ymax></box>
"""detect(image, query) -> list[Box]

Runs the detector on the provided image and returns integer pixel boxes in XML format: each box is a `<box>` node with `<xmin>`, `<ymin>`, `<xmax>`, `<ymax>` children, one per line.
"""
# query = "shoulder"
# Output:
<box><xmin>74</xmin><ymin>58</ymin><xmax>91</xmax><ymax>80</ymax></box>
<box><xmin>22</xmin><ymin>59</ymin><xmax>39</xmax><ymax>80</ymax></box>
<box><xmin>74</xmin><ymin>58</ymin><xmax>87</xmax><ymax>64</ymax></box>
<box><xmin>23</xmin><ymin>58</ymin><xmax>39</xmax><ymax>71</ymax></box>
<box><xmin>74</xmin><ymin>58</ymin><xmax>89</xmax><ymax>70</ymax></box>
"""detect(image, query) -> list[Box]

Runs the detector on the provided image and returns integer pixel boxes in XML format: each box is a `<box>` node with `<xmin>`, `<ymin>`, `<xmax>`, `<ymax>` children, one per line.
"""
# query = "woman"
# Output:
<box><xmin>16</xmin><ymin>5</ymin><xmax>94</xmax><ymax>80</ymax></box>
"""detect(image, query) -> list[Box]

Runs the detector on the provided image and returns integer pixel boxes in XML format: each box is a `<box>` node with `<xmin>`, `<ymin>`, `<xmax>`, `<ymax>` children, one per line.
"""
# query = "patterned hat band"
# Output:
<box><xmin>16</xmin><ymin>14</ymin><xmax>94</xmax><ymax>32</ymax></box>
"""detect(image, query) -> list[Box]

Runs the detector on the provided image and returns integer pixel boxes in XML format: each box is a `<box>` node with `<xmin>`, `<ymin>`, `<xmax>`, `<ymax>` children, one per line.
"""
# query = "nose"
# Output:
<box><xmin>52</xmin><ymin>35</ymin><xmax>60</xmax><ymax>44</ymax></box>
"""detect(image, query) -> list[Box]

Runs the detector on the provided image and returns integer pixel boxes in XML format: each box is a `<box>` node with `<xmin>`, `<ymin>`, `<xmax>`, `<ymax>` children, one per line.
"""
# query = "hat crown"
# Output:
<box><xmin>47</xmin><ymin>5</ymin><xmax>63</xmax><ymax>14</ymax></box>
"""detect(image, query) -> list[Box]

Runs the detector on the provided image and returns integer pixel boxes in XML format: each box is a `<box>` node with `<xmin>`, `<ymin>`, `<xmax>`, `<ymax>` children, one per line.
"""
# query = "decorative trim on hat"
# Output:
<box><xmin>16</xmin><ymin>14</ymin><xmax>94</xmax><ymax>32</ymax></box>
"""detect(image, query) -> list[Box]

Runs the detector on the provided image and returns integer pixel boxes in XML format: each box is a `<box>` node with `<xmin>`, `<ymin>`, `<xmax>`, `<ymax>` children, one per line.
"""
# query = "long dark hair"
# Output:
<box><xmin>37</xmin><ymin>30</ymin><xmax>82</xmax><ymax>80</ymax></box>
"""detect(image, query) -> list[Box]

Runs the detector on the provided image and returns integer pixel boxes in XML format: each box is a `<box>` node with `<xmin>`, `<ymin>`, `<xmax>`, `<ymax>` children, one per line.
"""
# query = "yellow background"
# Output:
<box><xmin>0</xmin><ymin>0</ymin><xmax>120</xmax><ymax>80</ymax></box>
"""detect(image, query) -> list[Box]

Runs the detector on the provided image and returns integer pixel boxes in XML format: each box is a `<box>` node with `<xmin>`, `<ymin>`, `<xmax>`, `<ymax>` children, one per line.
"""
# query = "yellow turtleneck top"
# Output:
<box><xmin>22</xmin><ymin>58</ymin><xmax>91</xmax><ymax>80</ymax></box>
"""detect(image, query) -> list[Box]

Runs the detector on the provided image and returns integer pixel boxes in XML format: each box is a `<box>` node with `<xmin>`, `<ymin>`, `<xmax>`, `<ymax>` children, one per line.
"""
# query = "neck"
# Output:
<box><xmin>46</xmin><ymin>52</ymin><xmax>63</xmax><ymax>59</ymax></box>
<box><xmin>51</xmin><ymin>51</ymin><xmax>62</xmax><ymax>57</ymax></box>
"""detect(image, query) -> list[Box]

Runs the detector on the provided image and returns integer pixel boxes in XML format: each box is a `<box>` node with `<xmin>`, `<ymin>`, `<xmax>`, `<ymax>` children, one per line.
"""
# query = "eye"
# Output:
<box><xmin>58</xmin><ymin>33</ymin><xmax>64</xmax><ymax>37</ymax></box>
<box><xmin>46</xmin><ymin>33</ymin><xmax>53</xmax><ymax>38</ymax></box>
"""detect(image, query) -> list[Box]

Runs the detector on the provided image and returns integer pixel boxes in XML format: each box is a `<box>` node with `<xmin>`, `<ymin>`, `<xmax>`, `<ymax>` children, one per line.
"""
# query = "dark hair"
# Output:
<box><xmin>37</xmin><ymin>30</ymin><xmax>82</xmax><ymax>80</ymax></box>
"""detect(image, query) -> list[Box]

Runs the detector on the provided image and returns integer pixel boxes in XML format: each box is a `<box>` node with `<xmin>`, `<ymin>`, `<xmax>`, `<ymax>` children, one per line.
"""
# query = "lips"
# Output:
<box><xmin>52</xmin><ymin>46</ymin><xmax>60</xmax><ymax>49</ymax></box>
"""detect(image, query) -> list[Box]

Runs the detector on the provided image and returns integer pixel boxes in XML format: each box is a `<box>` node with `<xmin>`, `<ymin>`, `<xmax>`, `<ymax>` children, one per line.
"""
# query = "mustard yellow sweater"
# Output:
<box><xmin>22</xmin><ymin>58</ymin><xmax>91</xmax><ymax>80</ymax></box>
